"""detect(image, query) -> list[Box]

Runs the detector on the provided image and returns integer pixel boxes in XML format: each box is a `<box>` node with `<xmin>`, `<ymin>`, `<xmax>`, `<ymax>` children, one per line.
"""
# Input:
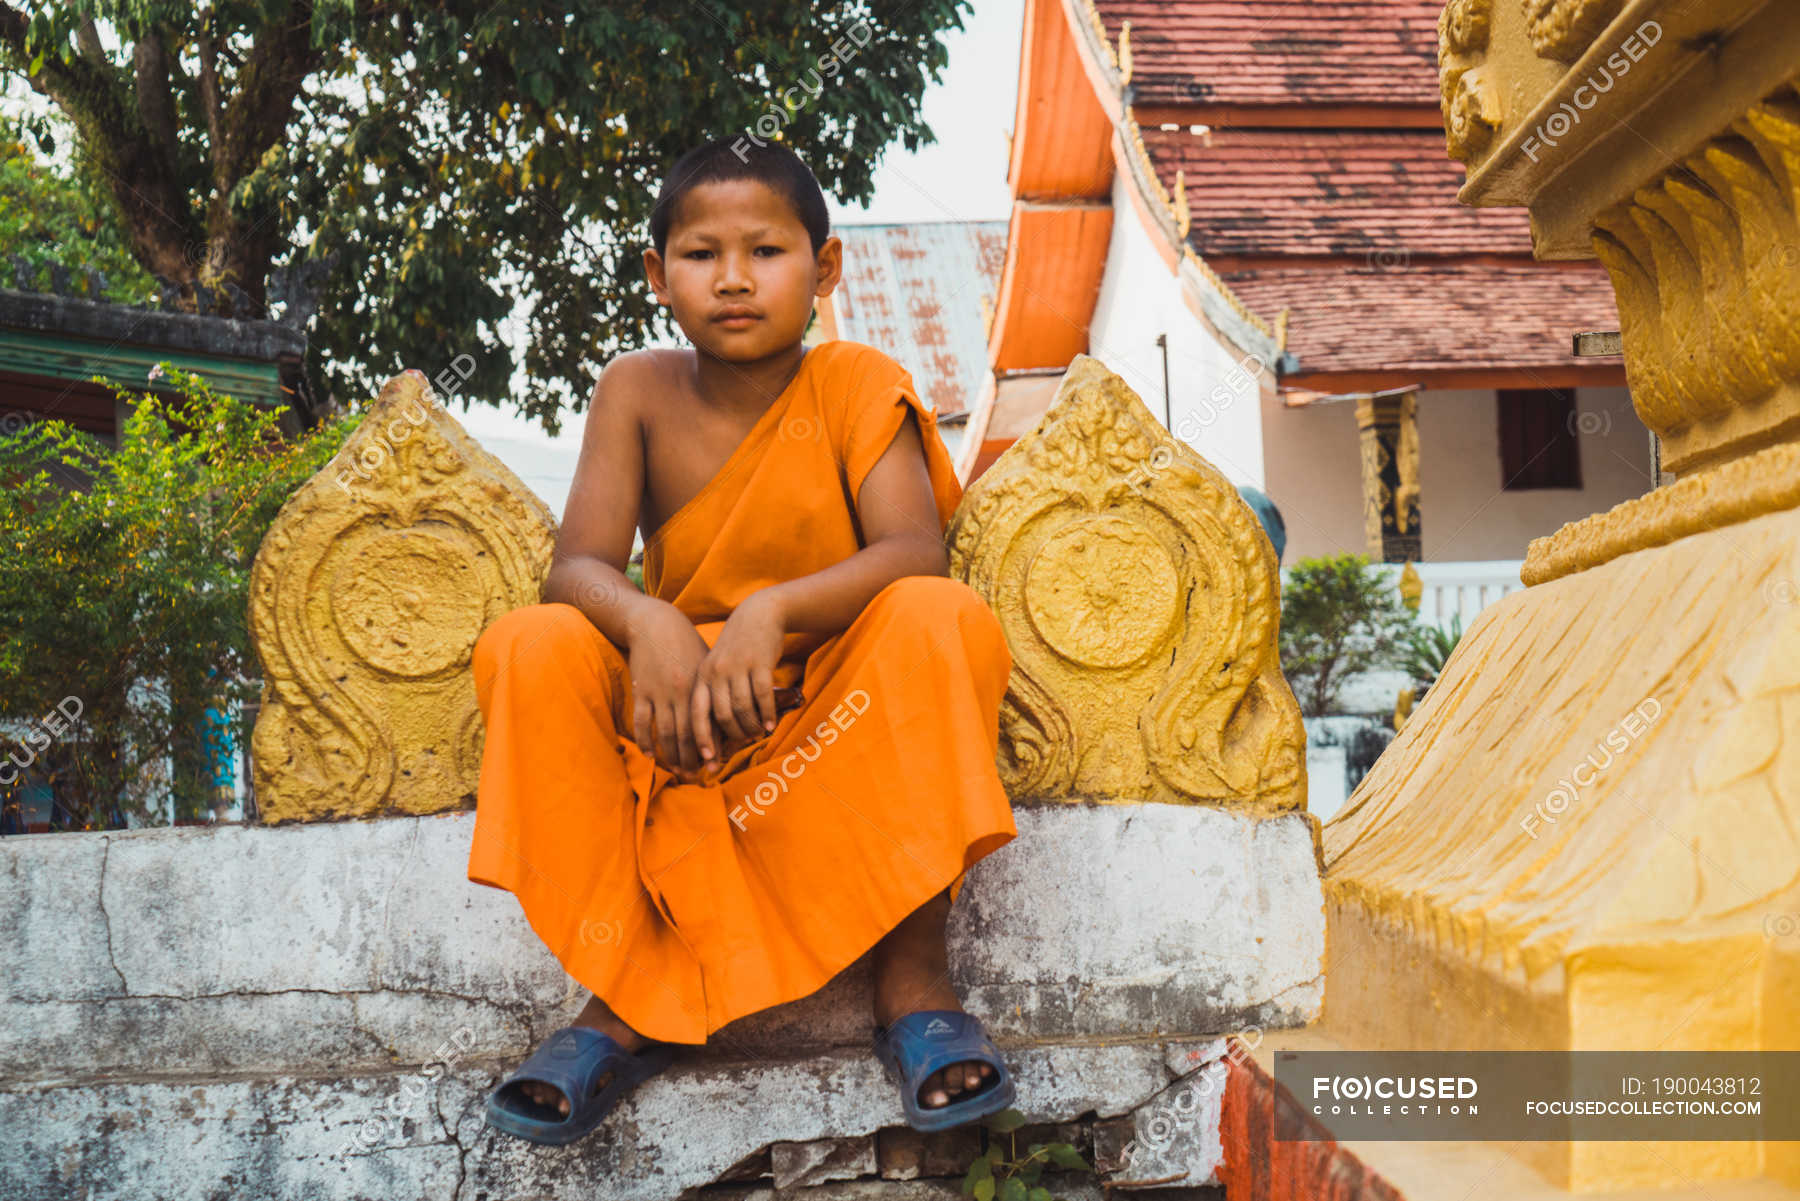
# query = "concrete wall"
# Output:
<box><xmin>1087</xmin><ymin>173</ymin><xmax>1268</xmax><ymax>489</ymax></box>
<box><xmin>1</xmin><ymin>802</ymin><xmax>1322</xmax><ymax>1200</ymax></box>
<box><xmin>1262</xmin><ymin>384</ymin><xmax>1651</xmax><ymax>563</ymax></box>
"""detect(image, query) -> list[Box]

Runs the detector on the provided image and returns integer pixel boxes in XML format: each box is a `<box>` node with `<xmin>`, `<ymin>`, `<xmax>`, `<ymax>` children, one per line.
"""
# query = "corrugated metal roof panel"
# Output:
<box><xmin>830</xmin><ymin>221</ymin><xmax>1008</xmax><ymax>417</ymax></box>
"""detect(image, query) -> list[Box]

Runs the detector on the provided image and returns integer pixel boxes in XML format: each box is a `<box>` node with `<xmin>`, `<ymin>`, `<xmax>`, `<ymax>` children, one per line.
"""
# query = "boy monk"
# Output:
<box><xmin>467</xmin><ymin>137</ymin><xmax>1020</xmax><ymax>1146</ymax></box>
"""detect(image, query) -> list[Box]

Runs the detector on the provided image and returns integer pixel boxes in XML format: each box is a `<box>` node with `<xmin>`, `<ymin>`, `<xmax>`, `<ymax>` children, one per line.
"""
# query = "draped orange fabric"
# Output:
<box><xmin>466</xmin><ymin>340</ymin><xmax>1017</xmax><ymax>1044</ymax></box>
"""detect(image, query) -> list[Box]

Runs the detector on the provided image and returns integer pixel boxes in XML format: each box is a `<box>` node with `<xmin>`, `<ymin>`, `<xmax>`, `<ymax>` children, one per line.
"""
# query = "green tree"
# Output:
<box><xmin>0</xmin><ymin>1</ymin><xmax>969</xmax><ymax>431</ymax></box>
<box><xmin>0</xmin><ymin>366</ymin><xmax>353</xmax><ymax>828</ymax></box>
<box><xmin>0</xmin><ymin>106</ymin><xmax>155</xmax><ymax>296</ymax></box>
<box><xmin>1279</xmin><ymin>554</ymin><xmax>1417</xmax><ymax>717</ymax></box>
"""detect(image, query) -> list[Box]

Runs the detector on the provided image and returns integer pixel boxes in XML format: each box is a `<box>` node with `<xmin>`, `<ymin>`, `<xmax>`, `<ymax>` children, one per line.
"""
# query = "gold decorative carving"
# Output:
<box><xmin>1172</xmin><ymin>169</ymin><xmax>1191</xmax><ymax>241</ymax></box>
<box><xmin>1438</xmin><ymin>0</ymin><xmax>1501</xmax><ymax>164</ymax></box>
<box><xmin>1523</xmin><ymin>440</ymin><xmax>1800</xmax><ymax>583</ymax></box>
<box><xmin>1118</xmin><ymin>19</ymin><xmax>1133</xmax><ymax>86</ymax></box>
<box><xmin>1442</xmin><ymin>0</ymin><xmax>1492</xmax><ymax>52</ymax></box>
<box><xmin>947</xmin><ymin>355</ymin><xmax>1306</xmax><ymax>811</ymax></box>
<box><xmin>1521</xmin><ymin>0</ymin><xmax>1626</xmax><ymax>62</ymax></box>
<box><xmin>248</xmin><ymin>371</ymin><xmax>556</xmax><ymax>822</ymax></box>
<box><xmin>1024</xmin><ymin>516</ymin><xmax>1179</xmax><ymax>669</ymax></box>
<box><xmin>1327</xmin><ymin>501</ymin><xmax>1800</xmax><ymax>1187</ymax></box>
<box><xmin>1354</xmin><ymin>5</ymin><xmax>1800</xmax><ymax>1190</ymax></box>
<box><xmin>1398</xmin><ymin>561</ymin><xmax>1423</xmax><ymax>612</ymax></box>
<box><xmin>1592</xmin><ymin>82</ymin><xmax>1800</xmax><ymax>475</ymax></box>
<box><xmin>1355</xmin><ymin>392</ymin><xmax>1421</xmax><ymax>563</ymax></box>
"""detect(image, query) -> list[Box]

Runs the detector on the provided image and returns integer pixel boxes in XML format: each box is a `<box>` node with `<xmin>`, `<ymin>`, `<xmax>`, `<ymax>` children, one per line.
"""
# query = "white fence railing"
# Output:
<box><xmin>1396</xmin><ymin>560</ymin><xmax>1525</xmax><ymax>629</ymax></box>
<box><xmin>1278</xmin><ymin>559</ymin><xmax>1525</xmax><ymax>631</ymax></box>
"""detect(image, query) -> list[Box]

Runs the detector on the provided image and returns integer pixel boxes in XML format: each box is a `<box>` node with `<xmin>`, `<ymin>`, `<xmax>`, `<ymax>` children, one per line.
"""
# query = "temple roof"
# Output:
<box><xmin>828</xmin><ymin>221</ymin><xmax>1008</xmax><ymax>418</ymax></box>
<box><xmin>1093</xmin><ymin>0</ymin><xmax>1443</xmax><ymax>109</ymax></box>
<box><xmin>1225</xmin><ymin>264</ymin><xmax>1622</xmax><ymax>379</ymax></box>
<box><xmin>1139</xmin><ymin>128</ymin><xmax>1533</xmax><ymax>261</ymax></box>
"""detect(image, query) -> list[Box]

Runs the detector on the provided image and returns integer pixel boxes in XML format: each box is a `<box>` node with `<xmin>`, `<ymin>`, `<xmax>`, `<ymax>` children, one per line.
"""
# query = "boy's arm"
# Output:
<box><xmin>760</xmin><ymin>408</ymin><xmax>948</xmax><ymax>637</ymax></box>
<box><xmin>542</xmin><ymin>354</ymin><xmax>667</xmax><ymax>646</ymax></box>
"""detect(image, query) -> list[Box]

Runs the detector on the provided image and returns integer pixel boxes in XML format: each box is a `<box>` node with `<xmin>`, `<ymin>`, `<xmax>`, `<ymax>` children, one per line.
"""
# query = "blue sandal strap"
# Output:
<box><xmin>874</xmin><ymin>1010</ymin><xmax>1015</xmax><ymax>1131</ymax></box>
<box><xmin>500</xmin><ymin>1026</ymin><xmax>623</xmax><ymax>1109</ymax></box>
<box><xmin>485</xmin><ymin>1025</ymin><xmax>674</xmax><ymax>1145</ymax></box>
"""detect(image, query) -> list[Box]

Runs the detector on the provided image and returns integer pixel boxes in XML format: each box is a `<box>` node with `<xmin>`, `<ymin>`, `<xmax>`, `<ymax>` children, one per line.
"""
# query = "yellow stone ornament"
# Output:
<box><xmin>247</xmin><ymin>371</ymin><xmax>555</xmax><ymax>823</ymax></box>
<box><xmin>947</xmin><ymin>355</ymin><xmax>1306</xmax><ymax>811</ymax></box>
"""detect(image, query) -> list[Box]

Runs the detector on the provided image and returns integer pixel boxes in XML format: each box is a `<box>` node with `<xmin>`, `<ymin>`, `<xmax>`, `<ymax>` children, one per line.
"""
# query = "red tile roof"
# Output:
<box><xmin>830</xmin><ymin>222</ymin><xmax>1008</xmax><ymax>416</ymax></box>
<box><xmin>1093</xmin><ymin>0</ymin><xmax>1443</xmax><ymax>108</ymax></box>
<box><xmin>1140</xmin><ymin>128</ymin><xmax>1533</xmax><ymax>259</ymax></box>
<box><xmin>1224</xmin><ymin>264</ymin><xmax>1621</xmax><ymax>377</ymax></box>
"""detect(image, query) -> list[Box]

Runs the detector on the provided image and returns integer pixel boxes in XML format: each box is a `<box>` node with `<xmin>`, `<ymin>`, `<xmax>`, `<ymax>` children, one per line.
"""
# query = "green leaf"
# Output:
<box><xmin>1047</xmin><ymin>1144</ymin><xmax>1091</xmax><ymax>1172</ymax></box>
<box><xmin>961</xmin><ymin>1153</ymin><xmax>992</xmax><ymax>1196</ymax></box>
<box><xmin>1027</xmin><ymin>1190</ymin><xmax>1052</xmax><ymax>1201</ymax></box>
<box><xmin>999</xmin><ymin>1179</ymin><xmax>1027</xmax><ymax>1201</ymax></box>
<box><xmin>985</xmin><ymin>1108</ymin><xmax>1028</xmax><ymax>1134</ymax></box>
<box><xmin>972</xmin><ymin>1179</ymin><xmax>994</xmax><ymax>1201</ymax></box>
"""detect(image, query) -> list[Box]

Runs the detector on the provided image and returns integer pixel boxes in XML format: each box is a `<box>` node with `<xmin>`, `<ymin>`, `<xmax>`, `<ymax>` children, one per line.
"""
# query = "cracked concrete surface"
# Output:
<box><xmin>1</xmin><ymin>802</ymin><xmax>1321</xmax><ymax>1198</ymax></box>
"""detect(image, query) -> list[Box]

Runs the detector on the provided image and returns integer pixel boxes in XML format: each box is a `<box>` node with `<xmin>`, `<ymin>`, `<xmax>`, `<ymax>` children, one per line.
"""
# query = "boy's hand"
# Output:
<box><xmin>625</xmin><ymin>600</ymin><xmax>715</xmax><ymax>773</ymax></box>
<box><xmin>689</xmin><ymin>589</ymin><xmax>786</xmax><ymax>764</ymax></box>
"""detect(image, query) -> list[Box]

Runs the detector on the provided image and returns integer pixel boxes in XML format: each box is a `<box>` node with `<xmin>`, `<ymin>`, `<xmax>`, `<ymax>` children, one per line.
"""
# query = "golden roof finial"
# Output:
<box><xmin>1119</xmin><ymin>20</ymin><xmax>1133</xmax><ymax>85</ymax></box>
<box><xmin>1173</xmin><ymin>168</ymin><xmax>1190</xmax><ymax>240</ymax></box>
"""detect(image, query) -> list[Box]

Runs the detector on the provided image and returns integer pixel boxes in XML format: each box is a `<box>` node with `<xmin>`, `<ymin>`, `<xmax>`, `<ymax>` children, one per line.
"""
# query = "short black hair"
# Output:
<box><xmin>648</xmin><ymin>137</ymin><xmax>831</xmax><ymax>256</ymax></box>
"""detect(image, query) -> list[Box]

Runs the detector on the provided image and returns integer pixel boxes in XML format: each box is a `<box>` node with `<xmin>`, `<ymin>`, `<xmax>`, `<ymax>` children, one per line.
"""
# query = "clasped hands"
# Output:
<box><xmin>624</xmin><ymin>589</ymin><xmax>788</xmax><ymax>776</ymax></box>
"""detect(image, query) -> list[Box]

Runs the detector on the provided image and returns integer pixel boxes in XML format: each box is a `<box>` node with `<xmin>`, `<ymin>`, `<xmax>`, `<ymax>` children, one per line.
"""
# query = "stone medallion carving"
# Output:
<box><xmin>1024</xmin><ymin>515</ymin><xmax>1180</xmax><ymax>669</ymax></box>
<box><xmin>248</xmin><ymin>371</ymin><xmax>555</xmax><ymax>822</ymax></box>
<box><xmin>947</xmin><ymin>355</ymin><xmax>1306</xmax><ymax>810</ymax></box>
<box><xmin>331</xmin><ymin>530</ymin><xmax>488</xmax><ymax>678</ymax></box>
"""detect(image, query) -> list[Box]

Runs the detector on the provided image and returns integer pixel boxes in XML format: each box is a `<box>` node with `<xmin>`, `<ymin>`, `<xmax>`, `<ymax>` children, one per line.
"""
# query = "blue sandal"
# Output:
<box><xmin>874</xmin><ymin>1010</ymin><xmax>1016</xmax><ymax>1132</ymax></box>
<box><xmin>484</xmin><ymin>1025</ymin><xmax>674</xmax><ymax>1146</ymax></box>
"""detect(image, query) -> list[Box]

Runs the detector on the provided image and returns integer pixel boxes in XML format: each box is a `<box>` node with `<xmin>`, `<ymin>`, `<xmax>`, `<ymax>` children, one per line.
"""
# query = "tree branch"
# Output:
<box><xmin>75</xmin><ymin>17</ymin><xmax>103</xmax><ymax>64</ymax></box>
<box><xmin>133</xmin><ymin>29</ymin><xmax>179</xmax><ymax>165</ymax></box>
<box><xmin>0</xmin><ymin>1</ymin><xmax>200</xmax><ymax>283</ymax></box>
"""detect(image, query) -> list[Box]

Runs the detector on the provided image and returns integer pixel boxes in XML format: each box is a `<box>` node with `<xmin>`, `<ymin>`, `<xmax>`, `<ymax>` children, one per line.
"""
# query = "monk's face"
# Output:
<box><xmin>645</xmin><ymin>179</ymin><xmax>842</xmax><ymax>362</ymax></box>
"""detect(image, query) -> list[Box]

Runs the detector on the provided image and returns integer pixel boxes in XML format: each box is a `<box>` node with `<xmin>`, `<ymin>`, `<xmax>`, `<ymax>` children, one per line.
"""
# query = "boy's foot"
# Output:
<box><xmin>871</xmin><ymin>972</ymin><xmax>1000</xmax><ymax>1101</ymax></box>
<box><xmin>880</xmin><ymin>997</ymin><xmax>998</xmax><ymax>1108</ymax></box>
<box><xmin>517</xmin><ymin>993</ymin><xmax>649</xmax><ymax>1117</ymax></box>
<box><xmin>872</xmin><ymin>888</ymin><xmax>998</xmax><ymax>1110</ymax></box>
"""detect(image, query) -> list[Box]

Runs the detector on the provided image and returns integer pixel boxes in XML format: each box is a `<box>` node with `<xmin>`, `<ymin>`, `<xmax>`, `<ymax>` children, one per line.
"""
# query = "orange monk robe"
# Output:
<box><xmin>466</xmin><ymin>340</ymin><xmax>1017</xmax><ymax>1045</ymax></box>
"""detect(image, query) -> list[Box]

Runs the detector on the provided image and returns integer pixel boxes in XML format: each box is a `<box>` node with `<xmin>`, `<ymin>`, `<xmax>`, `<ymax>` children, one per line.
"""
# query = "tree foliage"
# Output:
<box><xmin>0</xmin><ymin>367</ymin><xmax>353</xmax><ymax>828</ymax></box>
<box><xmin>1279</xmin><ymin>554</ymin><xmax>1418</xmax><ymax>717</ymax></box>
<box><xmin>0</xmin><ymin>1</ymin><xmax>969</xmax><ymax>430</ymax></box>
<box><xmin>1398</xmin><ymin>611</ymin><xmax>1463</xmax><ymax>693</ymax></box>
<box><xmin>0</xmin><ymin>107</ymin><xmax>155</xmax><ymax>295</ymax></box>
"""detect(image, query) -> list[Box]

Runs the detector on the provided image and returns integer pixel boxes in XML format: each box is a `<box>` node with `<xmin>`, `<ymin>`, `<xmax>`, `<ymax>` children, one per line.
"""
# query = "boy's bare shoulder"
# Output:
<box><xmin>592</xmin><ymin>347</ymin><xmax>692</xmax><ymax>402</ymax></box>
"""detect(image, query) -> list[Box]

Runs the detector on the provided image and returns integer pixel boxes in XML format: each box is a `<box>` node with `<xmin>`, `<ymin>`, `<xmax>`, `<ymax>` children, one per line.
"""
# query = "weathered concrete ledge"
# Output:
<box><xmin>1</xmin><ymin>801</ymin><xmax>1321</xmax><ymax>1199</ymax></box>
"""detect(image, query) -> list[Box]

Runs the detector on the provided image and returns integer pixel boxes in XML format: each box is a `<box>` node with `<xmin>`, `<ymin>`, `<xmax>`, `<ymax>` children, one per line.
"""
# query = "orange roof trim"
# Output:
<box><xmin>986</xmin><ymin>202</ymin><xmax>1115</xmax><ymax>374</ymax></box>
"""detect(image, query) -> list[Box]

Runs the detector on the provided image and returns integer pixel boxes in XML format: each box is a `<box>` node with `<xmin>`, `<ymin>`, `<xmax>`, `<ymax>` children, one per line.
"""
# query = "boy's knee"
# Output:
<box><xmin>874</xmin><ymin>577</ymin><xmax>1007</xmax><ymax>651</ymax></box>
<box><xmin>472</xmin><ymin>602</ymin><xmax>593</xmax><ymax>678</ymax></box>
